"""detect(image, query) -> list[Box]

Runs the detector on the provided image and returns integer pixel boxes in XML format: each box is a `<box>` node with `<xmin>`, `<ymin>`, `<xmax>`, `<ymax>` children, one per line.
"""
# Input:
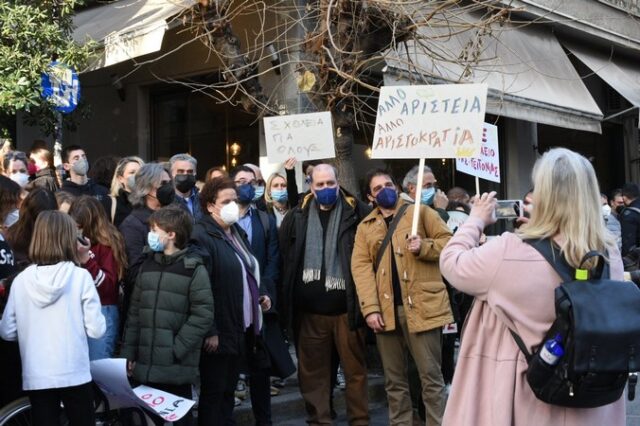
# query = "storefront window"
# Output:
<box><xmin>151</xmin><ymin>88</ymin><xmax>259</xmax><ymax>178</ymax></box>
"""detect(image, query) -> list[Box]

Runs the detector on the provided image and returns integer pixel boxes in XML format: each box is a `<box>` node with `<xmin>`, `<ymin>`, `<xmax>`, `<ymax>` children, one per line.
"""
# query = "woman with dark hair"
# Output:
<box><xmin>0</xmin><ymin>176</ymin><xmax>22</xmax><ymax>233</ymax></box>
<box><xmin>5</xmin><ymin>187</ymin><xmax>58</xmax><ymax>268</ymax></box>
<box><xmin>192</xmin><ymin>178</ymin><xmax>271</xmax><ymax>426</ymax></box>
<box><xmin>27</xmin><ymin>147</ymin><xmax>59</xmax><ymax>192</ymax></box>
<box><xmin>88</xmin><ymin>155</ymin><xmax>120</xmax><ymax>192</ymax></box>
<box><xmin>2</xmin><ymin>151</ymin><xmax>30</xmax><ymax>189</ymax></box>
<box><xmin>69</xmin><ymin>196</ymin><xmax>127</xmax><ymax>360</ymax></box>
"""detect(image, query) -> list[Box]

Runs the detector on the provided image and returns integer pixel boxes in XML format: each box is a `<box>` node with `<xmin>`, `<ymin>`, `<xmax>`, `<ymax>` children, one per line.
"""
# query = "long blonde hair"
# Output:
<box><xmin>517</xmin><ymin>148</ymin><xmax>614</xmax><ymax>269</ymax></box>
<box><xmin>110</xmin><ymin>156</ymin><xmax>144</xmax><ymax>196</ymax></box>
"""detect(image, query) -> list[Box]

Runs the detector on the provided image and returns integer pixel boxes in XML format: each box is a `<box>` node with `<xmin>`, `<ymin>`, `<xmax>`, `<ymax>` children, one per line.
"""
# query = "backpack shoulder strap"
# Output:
<box><xmin>509</xmin><ymin>329</ymin><xmax>532</xmax><ymax>363</ymax></box>
<box><xmin>524</xmin><ymin>238</ymin><xmax>574</xmax><ymax>282</ymax></box>
<box><xmin>374</xmin><ymin>203</ymin><xmax>410</xmax><ymax>272</ymax></box>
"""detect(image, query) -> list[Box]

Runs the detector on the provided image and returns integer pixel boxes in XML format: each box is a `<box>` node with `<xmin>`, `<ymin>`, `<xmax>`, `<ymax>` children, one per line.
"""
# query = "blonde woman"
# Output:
<box><xmin>439</xmin><ymin>148</ymin><xmax>625</xmax><ymax>426</ymax></box>
<box><xmin>264</xmin><ymin>172</ymin><xmax>290</xmax><ymax>228</ymax></box>
<box><xmin>108</xmin><ymin>156</ymin><xmax>144</xmax><ymax>227</ymax></box>
<box><xmin>0</xmin><ymin>211</ymin><xmax>105</xmax><ymax>425</ymax></box>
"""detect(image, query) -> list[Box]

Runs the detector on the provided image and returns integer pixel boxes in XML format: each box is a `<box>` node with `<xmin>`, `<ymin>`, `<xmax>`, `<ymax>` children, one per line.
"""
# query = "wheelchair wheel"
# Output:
<box><xmin>0</xmin><ymin>397</ymin><xmax>32</xmax><ymax>426</ymax></box>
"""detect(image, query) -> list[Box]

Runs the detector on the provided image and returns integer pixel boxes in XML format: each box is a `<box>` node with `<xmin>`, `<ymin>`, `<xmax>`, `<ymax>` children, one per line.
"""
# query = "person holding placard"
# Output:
<box><xmin>351</xmin><ymin>168</ymin><xmax>453</xmax><ymax>426</ymax></box>
<box><xmin>279</xmin><ymin>164</ymin><xmax>370</xmax><ymax>426</ymax></box>
<box><xmin>401</xmin><ymin>165</ymin><xmax>449</xmax><ymax>222</ymax></box>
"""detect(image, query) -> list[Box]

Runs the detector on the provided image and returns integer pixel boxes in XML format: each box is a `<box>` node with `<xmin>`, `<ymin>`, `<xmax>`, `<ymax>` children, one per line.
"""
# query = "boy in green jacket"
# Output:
<box><xmin>121</xmin><ymin>206</ymin><xmax>214</xmax><ymax>426</ymax></box>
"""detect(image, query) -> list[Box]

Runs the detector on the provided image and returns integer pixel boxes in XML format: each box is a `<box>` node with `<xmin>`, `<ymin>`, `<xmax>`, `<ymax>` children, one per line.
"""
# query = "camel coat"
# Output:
<box><xmin>351</xmin><ymin>200</ymin><xmax>453</xmax><ymax>333</ymax></box>
<box><xmin>439</xmin><ymin>216</ymin><xmax>626</xmax><ymax>426</ymax></box>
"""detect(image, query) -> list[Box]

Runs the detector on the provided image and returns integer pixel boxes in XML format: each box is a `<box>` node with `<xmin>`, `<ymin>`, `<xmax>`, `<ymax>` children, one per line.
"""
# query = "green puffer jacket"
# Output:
<box><xmin>121</xmin><ymin>248</ymin><xmax>214</xmax><ymax>385</ymax></box>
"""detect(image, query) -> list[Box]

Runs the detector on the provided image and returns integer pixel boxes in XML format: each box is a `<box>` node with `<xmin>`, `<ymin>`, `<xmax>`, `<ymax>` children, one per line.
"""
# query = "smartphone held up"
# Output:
<box><xmin>493</xmin><ymin>200</ymin><xmax>524</xmax><ymax>220</ymax></box>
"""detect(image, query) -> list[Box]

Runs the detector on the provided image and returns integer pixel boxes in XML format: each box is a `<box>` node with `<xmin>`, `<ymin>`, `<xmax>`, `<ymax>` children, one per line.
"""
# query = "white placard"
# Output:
<box><xmin>263</xmin><ymin>111</ymin><xmax>335</xmax><ymax>163</ymax></box>
<box><xmin>90</xmin><ymin>358</ymin><xmax>195</xmax><ymax>421</ymax></box>
<box><xmin>455</xmin><ymin>123</ymin><xmax>500</xmax><ymax>183</ymax></box>
<box><xmin>133</xmin><ymin>385</ymin><xmax>195</xmax><ymax>422</ymax></box>
<box><xmin>371</xmin><ymin>84</ymin><xmax>488</xmax><ymax>159</ymax></box>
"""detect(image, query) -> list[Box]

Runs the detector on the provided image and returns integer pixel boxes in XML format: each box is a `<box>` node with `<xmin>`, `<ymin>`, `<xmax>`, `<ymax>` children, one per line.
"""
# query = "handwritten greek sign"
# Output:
<box><xmin>264</xmin><ymin>111</ymin><xmax>335</xmax><ymax>162</ymax></box>
<box><xmin>455</xmin><ymin>123</ymin><xmax>500</xmax><ymax>183</ymax></box>
<box><xmin>133</xmin><ymin>386</ymin><xmax>195</xmax><ymax>422</ymax></box>
<box><xmin>90</xmin><ymin>358</ymin><xmax>195</xmax><ymax>421</ymax></box>
<box><xmin>371</xmin><ymin>84</ymin><xmax>487</xmax><ymax>159</ymax></box>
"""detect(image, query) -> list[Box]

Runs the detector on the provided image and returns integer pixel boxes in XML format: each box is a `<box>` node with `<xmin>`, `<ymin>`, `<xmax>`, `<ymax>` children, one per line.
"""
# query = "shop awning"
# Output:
<box><xmin>384</xmin><ymin>14</ymin><xmax>603</xmax><ymax>133</ymax></box>
<box><xmin>73</xmin><ymin>0</ymin><xmax>195</xmax><ymax>71</ymax></box>
<box><xmin>564</xmin><ymin>42</ymin><xmax>640</xmax><ymax>126</ymax></box>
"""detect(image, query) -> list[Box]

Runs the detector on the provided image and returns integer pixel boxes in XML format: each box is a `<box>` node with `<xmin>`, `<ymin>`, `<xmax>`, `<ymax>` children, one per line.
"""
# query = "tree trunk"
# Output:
<box><xmin>332</xmin><ymin>110</ymin><xmax>359</xmax><ymax>197</ymax></box>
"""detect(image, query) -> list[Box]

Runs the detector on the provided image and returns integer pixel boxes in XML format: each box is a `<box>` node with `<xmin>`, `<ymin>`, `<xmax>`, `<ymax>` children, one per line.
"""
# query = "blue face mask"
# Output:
<box><xmin>315</xmin><ymin>187</ymin><xmax>338</xmax><ymax>206</ymax></box>
<box><xmin>375</xmin><ymin>187</ymin><xmax>398</xmax><ymax>209</ymax></box>
<box><xmin>147</xmin><ymin>231</ymin><xmax>165</xmax><ymax>252</ymax></box>
<box><xmin>253</xmin><ymin>185</ymin><xmax>265</xmax><ymax>201</ymax></box>
<box><xmin>271</xmin><ymin>189</ymin><xmax>288</xmax><ymax>203</ymax></box>
<box><xmin>421</xmin><ymin>187</ymin><xmax>436</xmax><ymax>205</ymax></box>
<box><xmin>236</xmin><ymin>183</ymin><xmax>255</xmax><ymax>204</ymax></box>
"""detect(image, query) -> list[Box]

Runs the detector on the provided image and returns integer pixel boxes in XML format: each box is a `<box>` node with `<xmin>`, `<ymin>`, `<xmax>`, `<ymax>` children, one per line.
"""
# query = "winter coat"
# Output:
<box><xmin>351</xmin><ymin>199</ymin><xmax>454</xmax><ymax>333</ymax></box>
<box><xmin>278</xmin><ymin>190</ymin><xmax>370</xmax><ymax>332</ymax></box>
<box><xmin>61</xmin><ymin>179</ymin><xmax>109</xmax><ymax>202</ymax></box>
<box><xmin>439</xmin><ymin>217</ymin><xmax>625</xmax><ymax>426</ymax></box>
<box><xmin>120</xmin><ymin>248</ymin><xmax>213</xmax><ymax>385</ymax></box>
<box><xmin>26</xmin><ymin>168</ymin><xmax>59</xmax><ymax>193</ymax></box>
<box><xmin>120</xmin><ymin>206</ymin><xmax>154</xmax><ymax>282</ymax></box>
<box><xmin>191</xmin><ymin>215</ymin><xmax>265</xmax><ymax>355</ymax></box>
<box><xmin>620</xmin><ymin>198</ymin><xmax>640</xmax><ymax>256</ymax></box>
<box><xmin>82</xmin><ymin>243</ymin><xmax>120</xmax><ymax>306</ymax></box>
<box><xmin>0</xmin><ymin>262</ymin><xmax>105</xmax><ymax>390</ymax></box>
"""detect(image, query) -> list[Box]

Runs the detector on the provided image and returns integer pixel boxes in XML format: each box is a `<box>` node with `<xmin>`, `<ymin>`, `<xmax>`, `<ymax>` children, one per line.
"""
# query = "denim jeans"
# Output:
<box><xmin>88</xmin><ymin>305</ymin><xmax>119</xmax><ymax>360</ymax></box>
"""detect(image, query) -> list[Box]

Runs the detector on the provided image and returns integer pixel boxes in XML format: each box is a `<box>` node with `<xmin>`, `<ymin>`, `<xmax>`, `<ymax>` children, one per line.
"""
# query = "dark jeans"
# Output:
<box><xmin>28</xmin><ymin>382</ymin><xmax>94</xmax><ymax>426</ymax></box>
<box><xmin>145</xmin><ymin>383</ymin><xmax>193</xmax><ymax>426</ymax></box>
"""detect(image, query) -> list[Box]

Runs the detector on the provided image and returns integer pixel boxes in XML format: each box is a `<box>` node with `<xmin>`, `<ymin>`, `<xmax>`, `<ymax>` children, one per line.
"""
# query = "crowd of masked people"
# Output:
<box><xmin>0</xmin><ymin>141</ymin><xmax>636</xmax><ymax>426</ymax></box>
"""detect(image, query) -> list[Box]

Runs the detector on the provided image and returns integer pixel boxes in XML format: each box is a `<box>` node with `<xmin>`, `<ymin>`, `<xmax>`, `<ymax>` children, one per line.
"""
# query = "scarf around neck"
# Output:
<box><xmin>302</xmin><ymin>197</ymin><xmax>345</xmax><ymax>291</ymax></box>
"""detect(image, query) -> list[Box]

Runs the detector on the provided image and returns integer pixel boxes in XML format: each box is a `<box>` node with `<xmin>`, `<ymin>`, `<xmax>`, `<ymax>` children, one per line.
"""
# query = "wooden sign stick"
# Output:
<box><xmin>475</xmin><ymin>176</ymin><xmax>480</xmax><ymax>197</ymax></box>
<box><xmin>411</xmin><ymin>158</ymin><xmax>425</xmax><ymax>236</ymax></box>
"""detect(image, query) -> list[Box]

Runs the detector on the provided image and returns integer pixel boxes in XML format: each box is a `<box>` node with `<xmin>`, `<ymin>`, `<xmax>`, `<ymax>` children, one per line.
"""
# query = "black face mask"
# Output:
<box><xmin>616</xmin><ymin>205</ymin><xmax>625</xmax><ymax>215</ymax></box>
<box><xmin>156</xmin><ymin>182</ymin><xmax>176</xmax><ymax>206</ymax></box>
<box><xmin>175</xmin><ymin>174</ymin><xmax>196</xmax><ymax>194</ymax></box>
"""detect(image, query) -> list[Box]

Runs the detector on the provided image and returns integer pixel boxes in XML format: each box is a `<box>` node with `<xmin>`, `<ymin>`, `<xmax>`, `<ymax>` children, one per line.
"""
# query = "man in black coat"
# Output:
<box><xmin>621</xmin><ymin>183</ymin><xmax>640</xmax><ymax>257</ymax></box>
<box><xmin>279</xmin><ymin>164</ymin><xmax>370</xmax><ymax>426</ymax></box>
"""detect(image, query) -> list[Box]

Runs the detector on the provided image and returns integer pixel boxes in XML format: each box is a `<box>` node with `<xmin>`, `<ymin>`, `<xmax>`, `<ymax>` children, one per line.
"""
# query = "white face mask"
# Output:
<box><xmin>4</xmin><ymin>209</ymin><xmax>18</xmax><ymax>228</ymax></box>
<box><xmin>10</xmin><ymin>172</ymin><xmax>29</xmax><ymax>188</ymax></box>
<box><xmin>219</xmin><ymin>201</ymin><xmax>240</xmax><ymax>225</ymax></box>
<box><xmin>602</xmin><ymin>204</ymin><xmax>612</xmax><ymax>217</ymax></box>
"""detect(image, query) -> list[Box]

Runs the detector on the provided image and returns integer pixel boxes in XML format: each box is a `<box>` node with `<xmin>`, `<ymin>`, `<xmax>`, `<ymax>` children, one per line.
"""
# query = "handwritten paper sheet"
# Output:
<box><xmin>264</xmin><ymin>111</ymin><xmax>335</xmax><ymax>162</ymax></box>
<box><xmin>371</xmin><ymin>84</ymin><xmax>488</xmax><ymax>159</ymax></box>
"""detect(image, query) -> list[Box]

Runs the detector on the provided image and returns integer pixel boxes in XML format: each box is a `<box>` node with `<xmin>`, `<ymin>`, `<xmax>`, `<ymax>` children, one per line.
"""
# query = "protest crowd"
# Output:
<box><xmin>0</xmin><ymin>142</ymin><xmax>638</xmax><ymax>426</ymax></box>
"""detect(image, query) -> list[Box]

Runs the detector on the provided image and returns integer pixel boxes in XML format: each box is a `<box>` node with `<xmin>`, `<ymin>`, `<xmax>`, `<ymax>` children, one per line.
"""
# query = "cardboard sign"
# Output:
<box><xmin>456</xmin><ymin>123</ymin><xmax>500</xmax><ymax>182</ymax></box>
<box><xmin>263</xmin><ymin>111</ymin><xmax>335</xmax><ymax>162</ymax></box>
<box><xmin>90</xmin><ymin>358</ymin><xmax>195</xmax><ymax>421</ymax></box>
<box><xmin>371</xmin><ymin>84</ymin><xmax>487</xmax><ymax>159</ymax></box>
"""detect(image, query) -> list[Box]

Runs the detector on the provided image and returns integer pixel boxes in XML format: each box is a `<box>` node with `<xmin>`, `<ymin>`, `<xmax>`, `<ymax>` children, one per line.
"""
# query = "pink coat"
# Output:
<box><xmin>440</xmin><ymin>217</ymin><xmax>626</xmax><ymax>426</ymax></box>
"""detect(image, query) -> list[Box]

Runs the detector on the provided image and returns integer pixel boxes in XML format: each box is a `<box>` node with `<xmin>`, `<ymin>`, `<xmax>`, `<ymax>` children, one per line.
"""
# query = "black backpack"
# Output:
<box><xmin>508</xmin><ymin>238</ymin><xmax>640</xmax><ymax>408</ymax></box>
